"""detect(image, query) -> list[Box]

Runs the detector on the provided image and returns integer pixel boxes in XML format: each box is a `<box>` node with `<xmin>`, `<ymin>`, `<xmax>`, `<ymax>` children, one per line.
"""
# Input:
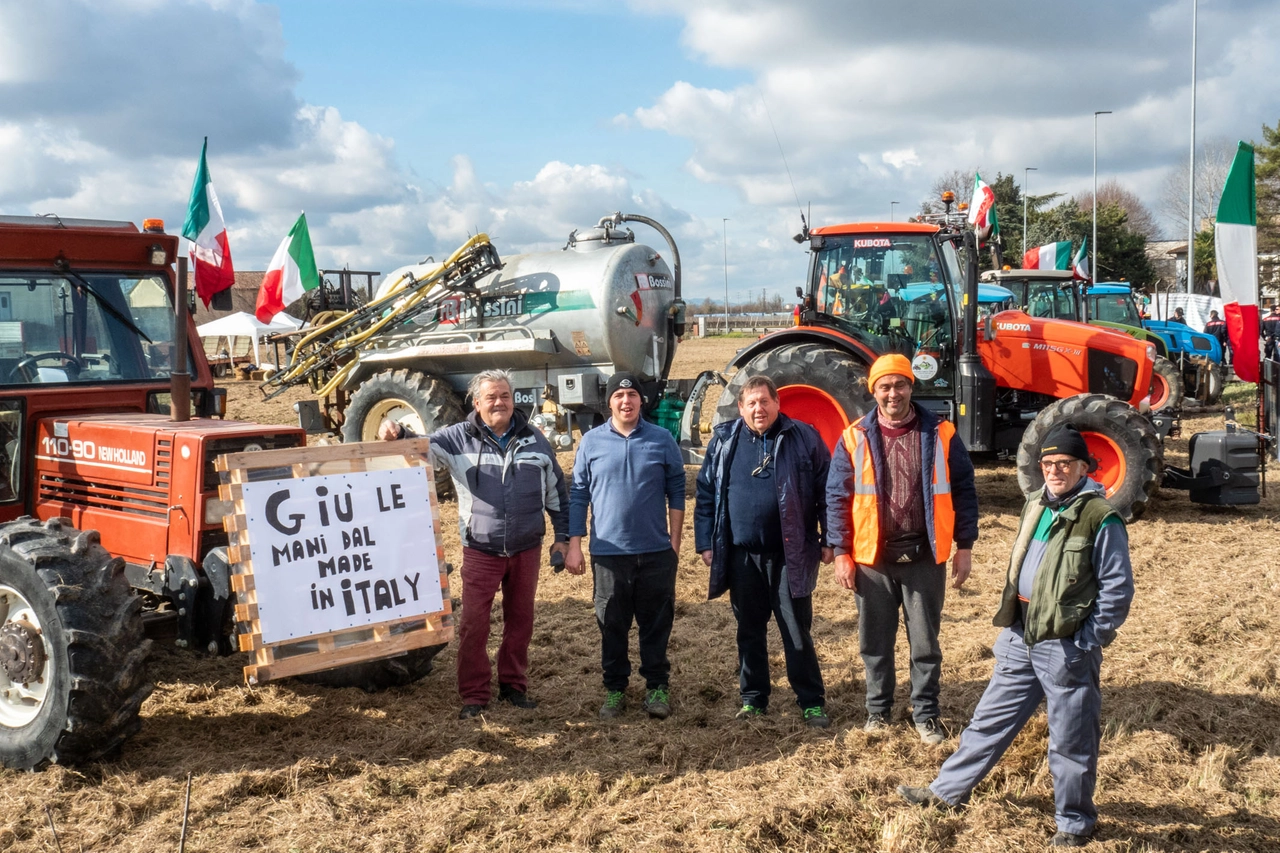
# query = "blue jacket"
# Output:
<box><xmin>695</xmin><ymin>413</ymin><xmax>830</xmax><ymax>600</ymax></box>
<box><xmin>429</xmin><ymin>408</ymin><xmax>569</xmax><ymax>555</ymax></box>
<box><xmin>825</xmin><ymin>402</ymin><xmax>979</xmax><ymax>561</ymax></box>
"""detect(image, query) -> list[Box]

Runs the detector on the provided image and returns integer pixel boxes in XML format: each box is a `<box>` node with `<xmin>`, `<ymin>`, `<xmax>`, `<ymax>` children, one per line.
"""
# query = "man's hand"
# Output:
<box><xmin>834</xmin><ymin>554</ymin><xmax>856</xmax><ymax>590</ymax></box>
<box><xmin>377</xmin><ymin>419</ymin><xmax>404</xmax><ymax>441</ymax></box>
<box><xmin>821</xmin><ymin>547</ymin><xmax>834</xmax><ymax>565</ymax></box>
<box><xmin>950</xmin><ymin>548</ymin><xmax>972</xmax><ymax>589</ymax></box>
<box><xmin>565</xmin><ymin>538</ymin><xmax>586</xmax><ymax>575</ymax></box>
<box><xmin>700</xmin><ymin>550</ymin><xmax>713</xmax><ymax>567</ymax></box>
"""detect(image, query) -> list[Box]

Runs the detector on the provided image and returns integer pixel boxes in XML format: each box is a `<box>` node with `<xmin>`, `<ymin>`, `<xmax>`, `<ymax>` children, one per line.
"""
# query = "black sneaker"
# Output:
<box><xmin>735</xmin><ymin>704</ymin><xmax>766</xmax><ymax>720</ymax></box>
<box><xmin>458</xmin><ymin>704</ymin><xmax>486</xmax><ymax>719</ymax></box>
<box><xmin>498</xmin><ymin>684</ymin><xmax>538</xmax><ymax>709</ymax></box>
<box><xmin>599</xmin><ymin>690</ymin><xmax>626</xmax><ymax>719</ymax></box>
<box><xmin>1050</xmin><ymin>831</ymin><xmax>1092</xmax><ymax>847</ymax></box>
<box><xmin>642</xmin><ymin>686</ymin><xmax>671</xmax><ymax>719</ymax></box>
<box><xmin>802</xmin><ymin>706</ymin><xmax>831</xmax><ymax>729</ymax></box>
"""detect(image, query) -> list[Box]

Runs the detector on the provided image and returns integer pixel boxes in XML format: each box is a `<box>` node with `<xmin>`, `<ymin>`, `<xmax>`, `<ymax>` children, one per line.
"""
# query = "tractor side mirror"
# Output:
<box><xmin>984</xmin><ymin>313</ymin><xmax>995</xmax><ymax>341</ymax></box>
<box><xmin>795</xmin><ymin>286</ymin><xmax>803</xmax><ymax>298</ymax></box>
<box><xmin>210</xmin><ymin>287</ymin><xmax>232</xmax><ymax>311</ymax></box>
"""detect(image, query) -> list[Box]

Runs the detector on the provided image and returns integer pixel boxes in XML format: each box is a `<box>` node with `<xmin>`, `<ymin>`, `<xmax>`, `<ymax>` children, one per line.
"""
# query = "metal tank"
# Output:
<box><xmin>344</xmin><ymin>213</ymin><xmax>685</xmax><ymax>440</ymax></box>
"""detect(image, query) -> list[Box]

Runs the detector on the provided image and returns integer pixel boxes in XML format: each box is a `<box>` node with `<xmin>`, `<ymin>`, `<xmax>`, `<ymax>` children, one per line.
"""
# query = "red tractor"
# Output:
<box><xmin>0</xmin><ymin>216</ymin><xmax>408</xmax><ymax>770</ymax></box>
<box><xmin>714</xmin><ymin>217</ymin><xmax>1163</xmax><ymax>521</ymax></box>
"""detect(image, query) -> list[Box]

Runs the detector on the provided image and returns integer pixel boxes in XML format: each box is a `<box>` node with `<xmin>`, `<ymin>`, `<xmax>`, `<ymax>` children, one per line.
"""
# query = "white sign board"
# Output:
<box><xmin>239</xmin><ymin>466</ymin><xmax>443</xmax><ymax>645</ymax></box>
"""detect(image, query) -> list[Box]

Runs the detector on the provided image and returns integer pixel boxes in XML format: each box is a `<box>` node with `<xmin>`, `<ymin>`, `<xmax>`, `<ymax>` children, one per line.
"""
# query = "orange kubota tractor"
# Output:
<box><xmin>713</xmin><ymin>209</ymin><xmax>1163</xmax><ymax>521</ymax></box>
<box><xmin>0</xmin><ymin>216</ymin><xmax>427</xmax><ymax>770</ymax></box>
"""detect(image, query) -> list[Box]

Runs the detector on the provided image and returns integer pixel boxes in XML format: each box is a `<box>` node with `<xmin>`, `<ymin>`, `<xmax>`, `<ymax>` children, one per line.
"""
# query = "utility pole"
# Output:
<box><xmin>1186</xmin><ymin>0</ymin><xmax>1199</xmax><ymax>293</ymax></box>
<box><xmin>1023</xmin><ymin>167</ymin><xmax>1037</xmax><ymax>257</ymax></box>
<box><xmin>1093</xmin><ymin>111</ymin><xmax>1112</xmax><ymax>283</ymax></box>
<box><xmin>890</xmin><ymin>201</ymin><xmax>899</xmax><ymax>222</ymax></box>
<box><xmin>722</xmin><ymin>218</ymin><xmax>730</xmax><ymax>334</ymax></box>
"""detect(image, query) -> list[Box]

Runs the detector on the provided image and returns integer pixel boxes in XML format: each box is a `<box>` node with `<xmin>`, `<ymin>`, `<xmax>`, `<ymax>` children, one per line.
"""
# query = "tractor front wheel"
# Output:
<box><xmin>716</xmin><ymin>343</ymin><xmax>873</xmax><ymax>451</ymax></box>
<box><xmin>0</xmin><ymin>518</ymin><xmax>152</xmax><ymax>769</ymax></box>
<box><xmin>1149</xmin><ymin>356</ymin><xmax>1184</xmax><ymax>412</ymax></box>
<box><xmin>1016</xmin><ymin>394</ymin><xmax>1163</xmax><ymax>522</ymax></box>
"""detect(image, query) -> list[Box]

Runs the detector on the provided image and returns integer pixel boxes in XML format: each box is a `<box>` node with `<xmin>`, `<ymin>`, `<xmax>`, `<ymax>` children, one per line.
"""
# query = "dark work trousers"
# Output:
<box><xmin>457</xmin><ymin>545</ymin><xmax>541</xmax><ymax>706</ymax></box>
<box><xmin>728</xmin><ymin>548</ymin><xmax>825</xmax><ymax>711</ymax></box>
<box><xmin>591</xmin><ymin>548</ymin><xmax>678</xmax><ymax>691</ymax></box>
<box><xmin>930</xmin><ymin>626</ymin><xmax>1104</xmax><ymax>836</ymax></box>
<box><xmin>854</xmin><ymin>557</ymin><xmax>947</xmax><ymax>723</ymax></box>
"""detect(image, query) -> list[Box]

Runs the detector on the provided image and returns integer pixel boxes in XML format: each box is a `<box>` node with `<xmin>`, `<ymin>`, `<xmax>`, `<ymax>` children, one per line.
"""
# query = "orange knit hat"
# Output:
<box><xmin>866</xmin><ymin>353</ymin><xmax>914</xmax><ymax>390</ymax></box>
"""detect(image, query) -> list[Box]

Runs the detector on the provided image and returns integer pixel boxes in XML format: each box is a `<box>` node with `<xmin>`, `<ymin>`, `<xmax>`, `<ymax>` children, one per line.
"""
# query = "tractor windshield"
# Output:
<box><xmin>1089</xmin><ymin>291</ymin><xmax>1143</xmax><ymax>326</ymax></box>
<box><xmin>0</xmin><ymin>273</ymin><xmax>175</xmax><ymax>386</ymax></box>
<box><xmin>810</xmin><ymin>233</ymin><xmax>953</xmax><ymax>358</ymax></box>
<box><xmin>1013</xmin><ymin>279</ymin><xmax>1079</xmax><ymax>320</ymax></box>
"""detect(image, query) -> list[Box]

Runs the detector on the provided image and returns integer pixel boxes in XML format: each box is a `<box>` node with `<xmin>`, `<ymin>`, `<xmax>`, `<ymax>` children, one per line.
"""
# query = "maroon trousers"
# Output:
<box><xmin>457</xmin><ymin>545</ymin><xmax>541</xmax><ymax>705</ymax></box>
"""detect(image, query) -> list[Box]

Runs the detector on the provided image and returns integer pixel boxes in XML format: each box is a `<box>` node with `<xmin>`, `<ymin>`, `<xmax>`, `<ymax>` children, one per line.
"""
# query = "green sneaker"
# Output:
<box><xmin>642</xmin><ymin>686</ymin><xmax>671</xmax><ymax>719</ymax></box>
<box><xmin>599</xmin><ymin>690</ymin><xmax>626</xmax><ymax>719</ymax></box>
<box><xmin>802</xmin><ymin>706</ymin><xmax>831</xmax><ymax>729</ymax></box>
<box><xmin>735</xmin><ymin>704</ymin><xmax>766</xmax><ymax>720</ymax></box>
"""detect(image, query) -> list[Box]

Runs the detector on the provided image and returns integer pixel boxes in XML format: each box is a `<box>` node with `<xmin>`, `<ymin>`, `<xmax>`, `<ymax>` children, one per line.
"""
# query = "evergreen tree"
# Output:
<box><xmin>1257</xmin><ymin>119</ymin><xmax>1280</xmax><ymax>256</ymax></box>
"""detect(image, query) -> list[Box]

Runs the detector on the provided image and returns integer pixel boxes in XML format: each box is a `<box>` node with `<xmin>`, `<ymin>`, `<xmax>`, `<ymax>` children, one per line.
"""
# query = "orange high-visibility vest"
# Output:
<box><xmin>841</xmin><ymin>417</ymin><xmax>957</xmax><ymax>566</ymax></box>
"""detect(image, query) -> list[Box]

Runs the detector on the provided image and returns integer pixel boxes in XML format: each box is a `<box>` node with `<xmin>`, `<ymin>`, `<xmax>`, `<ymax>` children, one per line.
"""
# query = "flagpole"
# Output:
<box><xmin>1023</xmin><ymin>166</ymin><xmax>1037</xmax><ymax>258</ymax></box>
<box><xmin>1186</xmin><ymin>0</ymin><xmax>1199</xmax><ymax>294</ymax></box>
<box><xmin>1093</xmin><ymin>111</ymin><xmax>1111</xmax><ymax>284</ymax></box>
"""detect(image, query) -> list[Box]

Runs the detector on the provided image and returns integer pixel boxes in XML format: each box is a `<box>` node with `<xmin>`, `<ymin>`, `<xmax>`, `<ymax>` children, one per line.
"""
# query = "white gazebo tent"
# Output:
<box><xmin>195</xmin><ymin>312</ymin><xmax>302</xmax><ymax>368</ymax></box>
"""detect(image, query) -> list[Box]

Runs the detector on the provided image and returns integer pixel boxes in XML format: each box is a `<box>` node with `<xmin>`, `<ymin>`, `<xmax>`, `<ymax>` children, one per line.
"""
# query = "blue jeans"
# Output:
<box><xmin>728</xmin><ymin>548</ymin><xmax>824</xmax><ymax>710</ymax></box>
<box><xmin>930</xmin><ymin>626</ymin><xmax>1104</xmax><ymax>836</ymax></box>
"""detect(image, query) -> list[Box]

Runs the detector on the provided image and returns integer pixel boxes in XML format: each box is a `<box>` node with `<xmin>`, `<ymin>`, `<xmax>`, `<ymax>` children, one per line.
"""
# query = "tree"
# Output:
<box><xmin>1032</xmin><ymin>198</ymin><xmax>1156</xmax><ymax>287</ymax></box>
<box><xmin>1074</xmin><ymin>179</ymin><xmax>1160</xmax><ymax>240</ymax></box>
<box><xmin>919</xmin><ymin>169</ymin><xmax>974</xmax><ymax>216</ymax></box>
<box><xmin>1193</xmin><ymin>228</ymin><xmax>1216</xmax><ymax>291</ymax></box>
<box><xmin>1257</xmin><ymin>119</ymin><xmax>1280</xmax><ymax>257</ymax></box>
<box><xmin>1158</xmin><ymin>137</ymin><xmax>1235</xmax><ymax>238</ymax></box>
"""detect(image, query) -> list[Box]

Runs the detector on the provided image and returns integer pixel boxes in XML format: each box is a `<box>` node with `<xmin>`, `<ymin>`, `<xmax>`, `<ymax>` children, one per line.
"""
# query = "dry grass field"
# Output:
<box><xmin>3</xmin><ymin>336</ymin><xmax>1279</xmax><ymax>852</ymax></box>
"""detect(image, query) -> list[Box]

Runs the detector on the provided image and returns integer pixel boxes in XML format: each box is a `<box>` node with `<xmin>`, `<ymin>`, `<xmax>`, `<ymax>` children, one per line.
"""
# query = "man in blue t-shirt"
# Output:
<box><xmin>566</xmin><ymin>372</ymin><xmax>686</xmax><ymax>720</ymax></box>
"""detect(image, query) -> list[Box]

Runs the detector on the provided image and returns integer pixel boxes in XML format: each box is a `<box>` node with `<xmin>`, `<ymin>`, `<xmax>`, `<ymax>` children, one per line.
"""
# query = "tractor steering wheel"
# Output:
<box><xmin>10</xmin><ymin>352</ymin><xmax>84</xmax><ymax>383</ymax></box>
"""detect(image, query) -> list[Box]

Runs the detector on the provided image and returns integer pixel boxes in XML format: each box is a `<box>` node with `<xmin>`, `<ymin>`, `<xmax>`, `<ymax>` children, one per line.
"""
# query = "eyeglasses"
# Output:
<box><xmin>1040</xmin><ymin>460</ymin><xmax>1080</xmax><ymax>472</ymax></box>
<box><xmin>752</xmin><ymin>454</ymin><xmax>773</xmax><ymax>477</ymax></box>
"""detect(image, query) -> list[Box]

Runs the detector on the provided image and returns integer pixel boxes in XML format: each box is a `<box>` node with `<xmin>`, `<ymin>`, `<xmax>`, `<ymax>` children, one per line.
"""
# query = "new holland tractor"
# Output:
<box><xmin>0</xmin><ymin>215</ymin><xmax>347</xmax><ymax>770</ymax></box>
<box><xmin>714</xmin><ymin>217</ymin><xmax>1164</xmax><ymax>522</ymax></box>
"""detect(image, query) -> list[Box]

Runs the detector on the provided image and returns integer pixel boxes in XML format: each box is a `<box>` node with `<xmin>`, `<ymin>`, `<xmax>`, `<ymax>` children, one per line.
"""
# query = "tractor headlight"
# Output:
<box><xmin>203</xmin><ymin>498</ymin><xmax>234</xmax><ymax>525</ymax></box>
<box><xmin>1146</xmin><ymin>344</ymin><xmax>1157</xmax><ymax>363</ymax></box>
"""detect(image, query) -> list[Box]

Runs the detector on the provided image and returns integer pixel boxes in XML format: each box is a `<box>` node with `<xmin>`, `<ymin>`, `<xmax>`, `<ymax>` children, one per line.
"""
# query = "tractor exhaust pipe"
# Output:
<box><xmin>957</xmin><ymin>231</ymin><xmax>995</xmax><ymax>451</ymax></box>
<box><xmin>171</xmin><ymin>256</ymin><xmax>191</xmax><ymax>422</ymax></box>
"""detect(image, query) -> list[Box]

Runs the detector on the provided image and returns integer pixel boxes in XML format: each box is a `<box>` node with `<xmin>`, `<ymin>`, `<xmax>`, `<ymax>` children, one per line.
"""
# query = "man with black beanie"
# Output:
<box><xmin>898</xmin><ymin>423</ymin><xmax>1134</xmax><ymax>848</ymax></box>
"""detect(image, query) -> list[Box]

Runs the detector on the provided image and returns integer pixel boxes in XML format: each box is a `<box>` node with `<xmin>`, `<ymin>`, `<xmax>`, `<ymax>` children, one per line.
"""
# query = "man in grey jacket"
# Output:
<box><xmin>381</xmin><ymin>369</ymin><xmax>569</xmax><ymax>718</ymax></box>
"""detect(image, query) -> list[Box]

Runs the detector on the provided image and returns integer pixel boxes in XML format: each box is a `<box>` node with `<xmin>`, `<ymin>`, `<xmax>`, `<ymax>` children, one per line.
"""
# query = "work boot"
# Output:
<box><xmin>897</xmin><ymin>785</ymin><xmax>953</xmax><ymax>810</ymax></box>
<box><xmin>599</xmin><ymin>690</ymin><xmax>626</xmax><ymax>719</ymax></box>
<box><xmin>458</xmin><ymin>704</ymin><xmax>486</xmax><ymax>720</ymax></box>
<box><xmin>802</xmin><ymin>707</ymin><xmax>831</xmax><ymax>729</ymax></box>
<box><xmin>916</xmin><ymin>717</ymin><xmax>946</xmax><ymax>745</ymax></box>
<box><xmin>864</xmin><ymin>711</ymin><xmax>890</xmax><ymax>732</ymax></box>
<box><xmin>1050</xmin><ymin>831</ymin><xmax>1092</xmax><ymax>847</ymax></box>
<box><xmin>498</xmin><ymin>684</ymin><xmax>537</xmax><ymax>709</ymax></box>
<box><xmin>643</xmin><ymin>686</ymin><xmax>671</xmax><ymax>719</ymax></box>
<box><xmin>735</xmin><ymin>704</ymin><xmax>765</xmax><ymax>720</ymax></box>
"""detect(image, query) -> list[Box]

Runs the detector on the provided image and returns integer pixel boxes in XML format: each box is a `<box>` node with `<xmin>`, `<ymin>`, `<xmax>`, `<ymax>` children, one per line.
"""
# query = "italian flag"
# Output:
<box><xmin>1023</xmin><ymin>241</ymin><xmax>1073</xmax><ymax>271</ymax></box>
<box><xmin>255</xmin><ymin>213</ymin><xmax>319</xmax><ymax>323</ymax></box>
<box><xmin>967</xmin><ymin>172</ymin><xmax>997</xmax><ymax>237</ymax></box>
<box><xmin>180</xmin><ymin>138</ymin><xmax>235</xmax><ymax>306</ymax></box>
<box><xmin>1072</xmin><ymin>239</ymin><xmax>1089</xmax><ymax>280</ymax></box>
<box><xmin>1215</xmin><ymin>141</ymin><xmax>1260</xmax><ymax>383</ymax></box>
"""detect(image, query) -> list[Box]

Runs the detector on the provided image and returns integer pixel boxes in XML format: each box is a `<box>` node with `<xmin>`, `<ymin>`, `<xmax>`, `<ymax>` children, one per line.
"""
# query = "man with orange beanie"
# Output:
<box><xmin>826</xmin><ymin>353</ymin><xmax>978</xmax><ymax>743</ymax></box>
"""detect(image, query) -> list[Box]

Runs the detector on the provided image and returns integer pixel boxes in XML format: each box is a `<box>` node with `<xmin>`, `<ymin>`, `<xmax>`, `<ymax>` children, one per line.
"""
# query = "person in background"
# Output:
<box><xmin>378</xmin><ymin>369</ymin><xmax>569</xmax><ymax>719</ymax></box>
<box><xmin>1204</xmin><ymin>310</ymin><xmax>1230</xmax><ymax>365</ymax></box>
<box><xmin>1170</xmin><ymin>307</ymin><xmax>1188</xmax><ymax>325</ymax></box>
<box><xmin>1262</xmin><ymin>304</ymin><xmax>1280</xmax><ymax>360</ymax></box>
<box><xmin>565</xmin><ymin>373</ymin><xmax>685</xmax><ymax>721</ymax></box>
<box><xmin>898</xmin><ymin>423</ymin><xmax>1134</xmax><ymax>849</ymax></box>
<box><xmin>826</xmin><ymin>354</ymin><xmax>978</xmax><ymax>744</ymax></box>
<box><xmin>695</xmin><ymin>375</ymin><xmax>833</xmax><ymax>728</ymax></box>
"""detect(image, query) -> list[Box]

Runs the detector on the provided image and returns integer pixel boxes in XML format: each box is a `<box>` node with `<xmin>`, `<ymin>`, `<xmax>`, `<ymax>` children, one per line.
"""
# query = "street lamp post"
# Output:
<box><xmin>890</xmin><ymin>201</ymin><xmax>899</xmax><ymax>222</ymax></box>
<box><xmin>1187</xmin><ymin>0</ymin><xmax>1199</xmax><ymax>293</ymax></box>
<box><xmin>1093</xmin><ymin>111</ymin><xmax>1112</xmax><ymax>282</ymax></box>
<box><xmin>1023</xmin><ymin>167</ymin><xmax>1037</xmax><ymax>258</ymax></box>
<box><xmin>722</xmin><ymin>218</ymin><xmax>730</xmax><ymax>334</ymax></box>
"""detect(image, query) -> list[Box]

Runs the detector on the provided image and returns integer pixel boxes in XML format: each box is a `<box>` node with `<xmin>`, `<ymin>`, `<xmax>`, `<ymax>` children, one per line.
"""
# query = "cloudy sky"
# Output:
<box><xmin>1</xmin><ymin>0</ymin><xmax>1277</xmax><ymax>301</ymax></box>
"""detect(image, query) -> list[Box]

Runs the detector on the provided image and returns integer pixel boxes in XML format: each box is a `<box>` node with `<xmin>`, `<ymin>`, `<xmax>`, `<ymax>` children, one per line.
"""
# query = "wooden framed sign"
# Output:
<box><xmin>217</xmin><ymin>438</ymin><xmax>453</xmax><ymax>684</ymax></box>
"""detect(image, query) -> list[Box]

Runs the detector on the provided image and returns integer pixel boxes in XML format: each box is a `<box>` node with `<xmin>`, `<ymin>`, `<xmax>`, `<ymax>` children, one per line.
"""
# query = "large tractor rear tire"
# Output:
<box><xmin>0</xmin><ymin>518</ymin><xmax>152</xmax><ymax>769</ymax></box>
<box><xmin>294</xmin><ymin>644</ymin><xmax>448</xmax><ymax>692</ymax></box>
<box><xmin>342</xmin><ymin>369</ymin><xmax>465</xmax><ymax>498</ymax></box>
<box><xmin>1016</xmin><ymin>394</ymin><xmax>1163</xmax><ymax>522</ymax></box>
<box><xmin>1149</xmin><ymin>356</ymin><xmax>1184</xmax><ymax>412</ymax></box>
<box><xmin>716</xmin><ymin>343</ymin><xmax>873</xmax><ymax>451</ymax></box>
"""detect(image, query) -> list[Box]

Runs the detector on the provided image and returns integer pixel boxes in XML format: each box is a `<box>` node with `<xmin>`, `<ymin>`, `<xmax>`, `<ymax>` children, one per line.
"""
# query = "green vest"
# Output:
<box><xmin>993</xmin><ymin>490</ymin><xmax>1119</xmax><ymax>647</ymax></box>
